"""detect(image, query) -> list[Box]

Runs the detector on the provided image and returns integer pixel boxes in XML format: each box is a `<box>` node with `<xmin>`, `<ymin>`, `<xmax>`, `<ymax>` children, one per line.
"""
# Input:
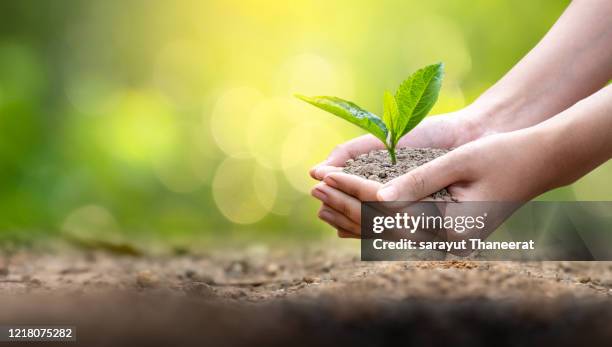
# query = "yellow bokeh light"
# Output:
<box><xmin>276</xmin><ymin>53</ymin><xmax>355</xmax><ymax>98</ymax></box>
<box><xmin>100</xmin><ymin>90</ymin><xmax>178</xmax><ymax>164</ymax></box>
<box><xmin>281</xmin><ymin>120</ymin><xmax>343</xmax><ymax>193</ymax></box>
<box><xmin>212</xmin><ymin>156</ymin><xmax>277</xmax><ymax>224</ymax></box>
<box><xmin>253</xmin><ymin>164</ymin><xmax>277</xmax><ymax>211</ymax></box>
<box><xmin>152</xmin><ymin>148</ymin><xmax>205</xmax><ymax>193</ymax></box>
<box><xmin>151</xmin><ymin>119</ymin><xmax>219</xmax><ymax>192</ymax></box>
<box><xmin>246</xmin><ymin>97</ymin><xmax>303</xmax><ymax>169</ymax></box>
<box><xmin>209</xmin><ymin>87</ymin><xmax>263</xmax><ymax>156</ymax></box>
<box><xmin>269</xmin><ymin>181</ymin><xmax>301</xmax><ymax>216</ymax></box>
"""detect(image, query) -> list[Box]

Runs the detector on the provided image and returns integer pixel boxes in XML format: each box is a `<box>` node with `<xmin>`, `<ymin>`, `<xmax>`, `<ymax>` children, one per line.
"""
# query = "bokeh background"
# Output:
<box><xmin>0</xmin><ymin>0</ymin><xmax>608</xmax><ymax>248</ymax></box>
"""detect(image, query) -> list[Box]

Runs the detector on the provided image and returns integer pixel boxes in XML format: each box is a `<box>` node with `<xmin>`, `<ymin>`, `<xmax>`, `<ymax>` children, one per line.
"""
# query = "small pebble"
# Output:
<box><xmin>184</xmin><ymin>282</ymin><xmax>216</xmax><ymax>298</ymax></box>
<box><xmin>136</xmin><ymin>270</ymin><xmax>159</xmax><ymax>288</ymax></box>
<box><xmin>265</xmin><ymin>263</ymin><xmax>280</xmax><ymax>276</ymax></box>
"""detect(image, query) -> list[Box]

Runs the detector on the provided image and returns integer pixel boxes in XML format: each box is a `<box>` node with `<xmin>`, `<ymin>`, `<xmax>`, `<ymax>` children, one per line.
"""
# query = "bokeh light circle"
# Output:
<box><xmin>246</xmin><ymin>97</ymin><xmax>303</xmax><ymax>169</ymax></box>
<box><xmin>276</xmin><ymin>53</ymin><xmax>355</xmax><ymax>98</ymax></box>
<box><xmin>152</xmin><ymin>144</ymin><xmax>206</xmax><ymax>193</ymax></box>
<box><xmin>212</xmin><ymin>156</ymin><xmax>277</xmax><ymax>224</ymax></box>
<box><xmin>99</xmin><ymin>90</ymin><xmax>178</xmax><ymax>164</ymax></box>
<box><xmin>281</xmin><ymin>120</ymin><xmax>343</xmax><ymax>193</ymax></box>
<box><xmin>62</xmin><ymin>205</ymin><xmax>122</xmax><ymax>243</ymax></box>
<box><xmin>209</xmin><ymin>87</ymin><xmax>263</xmax><ymax>157</ymax></box>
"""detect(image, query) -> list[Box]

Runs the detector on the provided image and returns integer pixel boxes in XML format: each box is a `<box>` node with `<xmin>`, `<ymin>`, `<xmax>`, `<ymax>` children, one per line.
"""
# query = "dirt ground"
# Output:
<box><xmin>2</xmin><ymin>241</ymin><xmax>612</xmax><ymax>346</ymax></box>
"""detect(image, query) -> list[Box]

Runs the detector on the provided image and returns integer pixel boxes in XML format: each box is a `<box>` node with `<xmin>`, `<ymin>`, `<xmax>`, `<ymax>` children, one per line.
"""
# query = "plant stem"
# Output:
<box><xmin>389</xmin><ymin>146</ymin><xmax>397</xmax><ymax>165</ymax></box>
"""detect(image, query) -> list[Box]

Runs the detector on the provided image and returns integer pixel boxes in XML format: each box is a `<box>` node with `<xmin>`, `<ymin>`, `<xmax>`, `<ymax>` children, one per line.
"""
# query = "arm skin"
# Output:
<box><xmin>310</xmin><ymin>0</ymin><xmax>612</xmax><ymax>237</ymax></box>
<box><xmin>314</xmin><ymin>85</ymin><xmax>612</xmax><ymax>238</ymax></box>
<box><xmin>467</xmin><ymin>0</ymin><xmax>612</xmax><ymax>136</ymax></box>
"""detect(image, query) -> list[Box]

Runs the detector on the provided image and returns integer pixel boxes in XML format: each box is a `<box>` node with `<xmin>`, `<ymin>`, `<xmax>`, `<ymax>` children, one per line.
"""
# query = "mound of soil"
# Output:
<box><xmin>343</xmin><ymin>147</ymin><xmax>452</xmax><ymax>200</ymax></box>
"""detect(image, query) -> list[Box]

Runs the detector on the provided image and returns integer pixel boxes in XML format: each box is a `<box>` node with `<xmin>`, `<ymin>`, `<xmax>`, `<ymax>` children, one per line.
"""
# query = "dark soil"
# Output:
<box><xmin>2</xmin><ymin>244</ymin><xmax>612</xmax><ymax>346</ymax></box>
<box><xmin>343</xmin><ymin>147</ymin><xmax>452</xmax><ymax>200</ymax></box>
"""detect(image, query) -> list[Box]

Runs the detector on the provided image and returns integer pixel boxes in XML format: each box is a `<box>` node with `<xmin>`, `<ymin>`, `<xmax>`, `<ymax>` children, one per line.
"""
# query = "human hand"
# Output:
<box><xmin>309</xmin><ymin>110</ymin><xmax>481</xmax><ymax>181</ymax></box>
<box><xmin>375</xmin><ymin>129</ymin><xmax>551</xmax><ymax>203</ymax></box>
<box><xmin>312</xmin><ymin>127</ymin><xmax>551</xmax><ymax>238</ymax></box>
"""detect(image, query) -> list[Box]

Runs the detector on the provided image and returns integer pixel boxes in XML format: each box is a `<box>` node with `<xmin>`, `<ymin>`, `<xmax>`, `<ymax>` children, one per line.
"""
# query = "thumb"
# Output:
<box><xmin>311</xmin><ymin>135</ymin><xmax>385</xmax><ymax>180</ymax></box>
<box><xmin>377</xmin><ymin>152</ymin><xmax>462</xmax><ymax>201</ymax></box>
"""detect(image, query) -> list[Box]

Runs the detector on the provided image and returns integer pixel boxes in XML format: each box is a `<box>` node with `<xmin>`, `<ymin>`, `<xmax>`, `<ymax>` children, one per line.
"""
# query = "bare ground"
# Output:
<box><xmin>2</xmin><ymin>241</ymin><xmax>612</xmax><ymax>346</ymax></box>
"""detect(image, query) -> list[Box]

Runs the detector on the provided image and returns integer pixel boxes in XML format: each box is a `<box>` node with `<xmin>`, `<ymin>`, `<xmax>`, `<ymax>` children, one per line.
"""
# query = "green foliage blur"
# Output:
<box><xmin>1</xmin><ymin>0</ymin><xmax>607</xmax><ymax>247</ymax></box>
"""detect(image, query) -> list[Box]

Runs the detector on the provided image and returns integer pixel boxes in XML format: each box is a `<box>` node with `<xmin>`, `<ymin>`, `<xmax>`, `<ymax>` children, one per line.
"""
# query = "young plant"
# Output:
<box><xmin>295</xmin><ymin>63</ymin><xmax>444</xmax><ymax>164</ymax></box>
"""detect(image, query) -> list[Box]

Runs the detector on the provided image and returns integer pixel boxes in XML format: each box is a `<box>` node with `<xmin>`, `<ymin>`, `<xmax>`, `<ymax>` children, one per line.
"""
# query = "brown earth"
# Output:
<box><xmin>1</xmin><ymin>243</ymin><xmax>612</xmax><ymax>346</ymax></box>
<box><xmin>343</xmin><ymin>147</ymin><xmax>453</xmax><ymax>200</ymax></box>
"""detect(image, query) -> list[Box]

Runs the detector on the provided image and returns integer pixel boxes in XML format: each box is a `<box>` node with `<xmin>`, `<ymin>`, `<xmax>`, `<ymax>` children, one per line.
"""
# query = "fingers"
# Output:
<box><xmin>323</xmin><ymin>172</ymin><xmax>381</xmax><ymax>201</ymax></box>
<box><xmin>311</xmin><ymin>165</ymin><xmax>343</xmax><ymax>180</ymax></box>
<box><xmin>309</xmin><ymin>163</ymin><xmax>335</xmax><ymax>180</ymax></box>
<box><xmin>318</xmin><ymin>204</ymin><xmax>360</xmax><ymax>235</ymax></box>
<box><xmin>310</xmin><ymin>135</ymin><xmax>385</xmax><ymax>180</ymax></box>
<box><xmin>377</xmin><ymin>152</ymin><xmax>462</xmax><ymax>202</ymax></box>
<box><xmin>311</xmin><ymin>182</ymin><xmax>361</xmax><ymax>223</ymax></box>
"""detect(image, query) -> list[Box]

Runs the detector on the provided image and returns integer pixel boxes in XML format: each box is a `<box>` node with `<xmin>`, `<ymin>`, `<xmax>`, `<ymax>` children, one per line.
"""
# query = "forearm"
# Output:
<box><xmin>530</xmin><ymin>84</ymin><xmax>612</xmax><ymax>193</ymax></box>
<box><xmin>468</xmin><ymin>0</ymin><xmax>612</xmax><ymax>135</ymax></box>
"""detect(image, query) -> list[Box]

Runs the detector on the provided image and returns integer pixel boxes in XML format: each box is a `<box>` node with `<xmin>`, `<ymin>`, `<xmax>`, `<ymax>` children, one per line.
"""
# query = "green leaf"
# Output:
<box><xmin>382</xmin><ymin>90</ymin><xmax>398</xmax><ymax>147</ymax></box>
<box><xmin>394</xmin><ymin>62</ymin><xmax>444</xmax><ymax>142</ymax></box>
<box><xmin>295</xmin><ymin>94</ymin><xmax>388</xmax><ymax>144</ymax></box>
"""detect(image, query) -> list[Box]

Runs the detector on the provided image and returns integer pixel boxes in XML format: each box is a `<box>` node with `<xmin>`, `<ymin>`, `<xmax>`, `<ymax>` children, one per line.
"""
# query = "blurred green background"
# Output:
<box><xmin>0</xmin><ymin>0</ymin><xmax>609</xmax><ymax>248</ymax></box>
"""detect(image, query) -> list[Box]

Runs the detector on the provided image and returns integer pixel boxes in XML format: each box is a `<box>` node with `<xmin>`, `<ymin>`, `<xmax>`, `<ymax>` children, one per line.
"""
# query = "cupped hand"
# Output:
<box><xmin>309</xmin><ymin>111</ymin><xmax>479</xmax><ymax>181</ymax></box>
<box><xmin>312</xmin><ymin>127</ymin><xmax>552</xmax><ymax>238</ymax></box>
<box><xmin>311</xmin><ymin>173</ymin><xmax>381</xmax><ymax>238</ymax></box>
<box><xmin>375</xmin><ymin>129</ymin><xmax>550</xmax><ymax>203</ymax></box>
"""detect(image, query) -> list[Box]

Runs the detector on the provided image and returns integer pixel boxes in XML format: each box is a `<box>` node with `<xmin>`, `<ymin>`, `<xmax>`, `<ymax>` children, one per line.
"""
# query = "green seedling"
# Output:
<box><xmin>296</xmin><ymin>63</ymin><xmax>443</xmax><ymax>164</ymax></box>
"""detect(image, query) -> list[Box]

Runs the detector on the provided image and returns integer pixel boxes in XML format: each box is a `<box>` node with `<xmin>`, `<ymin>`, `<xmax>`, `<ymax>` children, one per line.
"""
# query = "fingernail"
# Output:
<box><xmin>311</xmin><ymin>160</ymin><xmax>328</xmax><ymax>177</ymax></box>
<box><xmin>378</xmin><ymin>186</ymin><xmax>398</xmax><ymax>201</ymax></box>
<box><xmin>324</xmin><ymin>175</ymin><xmax>338</xmax><ymax>188</ymax></box>
<box><xmin>318</xmin><ymin>209</ymin><xmax>333</xmax><ymax>221</ymax></box>
<box><xmin>312</xmin><ymin>188</ymin><xmax>327</xmax><ymax>201</ymax></box>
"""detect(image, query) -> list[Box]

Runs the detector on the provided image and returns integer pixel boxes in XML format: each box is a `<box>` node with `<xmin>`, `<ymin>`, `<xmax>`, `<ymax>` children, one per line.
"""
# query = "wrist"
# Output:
<box><xmin>463</xmin><ymin>91</ymin><xmax>530</xmax><ymax>137</ymax></box>
<box><xmin>451</xmin><ymin>95</ymin><xmax>522</xmax><ymax>145</ymax></box>
<box><xmin>514</xmin><ymin>121</ymin><xmax>572</xmax><ymax>197</ymax></box>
